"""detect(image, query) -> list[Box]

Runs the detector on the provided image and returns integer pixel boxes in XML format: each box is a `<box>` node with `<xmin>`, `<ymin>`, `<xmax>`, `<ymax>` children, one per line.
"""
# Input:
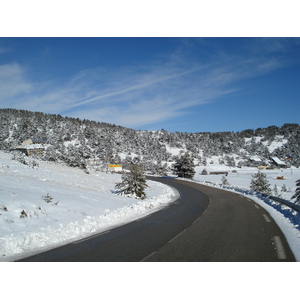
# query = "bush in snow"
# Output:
<box><xmin>281</xmin><ymin>184</ymin><xmax>288</xmax><ymax>192</ymax></box>
<box><xmin>41</xmin><ymin>193</ymin><xmax>58</xmax><ymax>205</ymax></box>
<box><xmin>29</xmin><ymin>160</ymin><xmax>39</xmax><ymax>169</ymax></box>
<box><xmin>0</xmin><ymin>204</ymin><xmax>8</xmax><ymax>211</ymax></box>
<box><xmin>42</xmin><ymin>193</ymin><xmax>53</xmax><ymax>203</ymax></box>
<box><xmin>115</xmin><ymin>164</ymin><xmax>148</xmax><ymax>199</ymax></box>
<box><xmin>273</xmin><ymin>184</ymin><xmax>281</xmax><ymax>197</ymax></box>
<box><xmin>250</xmin><ymin>171</ymin><xmax>272</xmax><ymax>195</ymax></box>
<box><xmin>20</xmin><ymin>210</ymin><xmax>28</xmax><ymax>218</ymax></box>
<box><xmin>291</xmin><ymin>179</ymin><xmax>300</xmax><ymax>204</ymax></box>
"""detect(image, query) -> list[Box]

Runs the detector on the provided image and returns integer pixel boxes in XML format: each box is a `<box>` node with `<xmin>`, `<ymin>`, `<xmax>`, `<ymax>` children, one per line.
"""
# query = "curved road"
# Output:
<box><xmin>18</xmin><ymin>177</ymin><xmax>295</xmax><ymax>262</ymax></box>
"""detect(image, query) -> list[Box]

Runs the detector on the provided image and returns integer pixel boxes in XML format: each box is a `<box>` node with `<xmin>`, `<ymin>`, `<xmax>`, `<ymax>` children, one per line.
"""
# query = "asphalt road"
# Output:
<box><xmin>17</xmin><ymin>177</ymin><xmax>295</xmax><ymax>262</ymax></box>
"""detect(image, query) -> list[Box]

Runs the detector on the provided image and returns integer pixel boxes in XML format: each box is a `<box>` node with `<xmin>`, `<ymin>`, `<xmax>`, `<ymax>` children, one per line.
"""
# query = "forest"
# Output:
<box><xmin>0</xmin><ymin>108</ymin><xmax>299</xmax><ymax>174</ymax></box>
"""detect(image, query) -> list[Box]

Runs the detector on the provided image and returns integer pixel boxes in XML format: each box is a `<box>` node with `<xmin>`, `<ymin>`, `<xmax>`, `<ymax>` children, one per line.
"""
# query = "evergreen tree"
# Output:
<box><xmin>201</xmin><ymin>168</ymin><xmax>208</xmax><ymax>175</ymax></box>
<box><xmin>250</xmin><ymin>171</ymin><xmax>272</xmax><ymax>194</ymax></box>
<box><xmin>291</xmin><ymin>179</ymin><xmax>300</xmax><ymax>204</ymax></box>
<box><xmin>172</xmin><ymin>153</ymin><xmax>195</xmax><ymax>179</ymax></box>
<box><xmin>115</xmin><ymin>164</ymin><xmax>148</xmax><ymax>199</ymax></box>
<box><xmin>221</xmin><ymin>175</ymin><xmax>229</xmax><ymax>185</ymax></box>
<box><xmin>281</xmin><ymin>184</ymin><xmax>287</xmax><ymax>192</ymax></box>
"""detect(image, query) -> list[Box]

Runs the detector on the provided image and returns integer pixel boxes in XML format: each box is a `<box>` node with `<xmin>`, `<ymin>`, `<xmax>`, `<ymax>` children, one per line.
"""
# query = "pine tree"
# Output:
<box><xmin>250</xmin><ymin>171</ymin><xmax>272</xmax><ymax>194</ymax></box>
<box><xmin>291</xmin><ymin>179</ymin><xmax>300</xmax><ymax>204</ymax></box>
<box><xmin>281</xmin><ymin>184</ymin><xmax>287</xmax><ymax>192</ymax></box>
<box><xmin>172</xmin><ymin>153</ymin><xmax>195</xmax><ymax>179</ymax></box>
<box><xmin>115</xmin><ymin>164</ymin><xmax>148</xmax><ymax>199</ymax></box>
<box><xmin>221</xmin><ymin>175</ymin><xmax>229</xmax><ymax>186</ymax></box>
<box><xmin>201</xmin><ymin>168</ymin><xmax>208</xmax><ymax>175</ymax></box>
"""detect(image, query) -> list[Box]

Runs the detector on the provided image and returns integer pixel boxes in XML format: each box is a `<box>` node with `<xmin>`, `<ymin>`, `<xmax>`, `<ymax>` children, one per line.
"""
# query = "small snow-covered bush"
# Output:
<box><xmin>0</xmin><ymin>204</ymin><xmax>8</xmax><ymax>211</ymax></box>
<box><xmin>42</xmin><ymin>193</ymin><xmax>53</xmax><ymax>203</ymax></box>
<box><xmin>41</xmin><ymin>193</ymin><xmax>58</xmax><ymax>205</ymax></box>
<box><xmin>20</xmin><ymin>210</ymin><xmax>28</xmax><ymax>218</ymax></box>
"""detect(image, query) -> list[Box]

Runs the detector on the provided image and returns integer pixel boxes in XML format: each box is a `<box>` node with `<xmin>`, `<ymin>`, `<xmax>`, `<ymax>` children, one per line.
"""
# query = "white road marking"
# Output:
<box><xmin>263</xmin><ymin>214</ymin><xmax>271</xmax><ymax>223</ymax></box>
<box><xmin>73</xmin><ymin>230</ymin><xmax>111</xmax><ymax>244</ymax></box>
<box><xmin>254</xmin><ymin>204</ymin><xmax>260</xmax><ymax>209</ymax></box>
<box><xmin>140</xmin><ymin>251</ymin><xmax>157</xmax><ymax>262</ymax></box>
<box><xmin>273</xmin><ymin>236</ymin><xmax>287</xmax><ymax>259</ymax></box>
<box><xmin>168</xmin><ymin>228</ymin><xmax>188</xmax><ymax>244</ymax></box>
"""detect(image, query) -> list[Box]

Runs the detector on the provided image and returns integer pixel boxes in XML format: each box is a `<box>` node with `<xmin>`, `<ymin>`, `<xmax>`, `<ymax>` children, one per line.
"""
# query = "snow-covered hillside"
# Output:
<box><xmin>1</xmin><ymin>109</ymin><xmax>300</xmax><ymax>172</ymax></box>
<box><xmin>0</xmin><ymin>151</ymin><xmax>176</xmax><ymax>261</ymax></box>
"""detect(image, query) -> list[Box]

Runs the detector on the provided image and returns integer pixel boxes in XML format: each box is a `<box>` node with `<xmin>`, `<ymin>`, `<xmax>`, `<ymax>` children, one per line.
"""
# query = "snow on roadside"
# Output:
<box><xmin>0</xmin><ymin>151</ymin><xmax>176</xmax><ymax>262</ymax></box>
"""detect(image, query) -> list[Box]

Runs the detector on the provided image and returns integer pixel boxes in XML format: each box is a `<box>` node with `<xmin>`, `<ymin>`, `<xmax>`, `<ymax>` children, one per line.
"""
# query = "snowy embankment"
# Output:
<box><xmin>0</xmin><ymin>151</ymin><xmax>176</xmax><ymax>262</ymax></box>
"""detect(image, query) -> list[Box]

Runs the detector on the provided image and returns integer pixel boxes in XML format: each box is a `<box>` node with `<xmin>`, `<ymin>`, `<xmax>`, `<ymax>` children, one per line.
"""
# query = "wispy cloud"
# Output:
<box><xmin>0</xmin><ymin>38</ymin><xmax>297</xmax><ymax>129</ymax></box>
<box><xmin>0</xmin><ymin>63</ymin><xmax>32</xmax><ymax>101</ymax></box>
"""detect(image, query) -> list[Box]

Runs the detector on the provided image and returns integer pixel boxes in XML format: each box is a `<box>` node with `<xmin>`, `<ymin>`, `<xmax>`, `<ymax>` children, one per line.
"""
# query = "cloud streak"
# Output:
<box><xmin>70</xmin><ymin>67</ymin><xmax>202</xmax><ymax>109</ymax></box>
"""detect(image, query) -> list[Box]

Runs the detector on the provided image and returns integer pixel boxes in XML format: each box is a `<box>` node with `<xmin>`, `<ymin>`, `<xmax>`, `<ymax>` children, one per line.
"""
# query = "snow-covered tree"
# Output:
<box><xmin>154</xmin><ymin>160</ymin><xmax>168</xmax><ymax>176</ymax></box>
<box><xmin>281</xmin><ymin>184</ymin><xmax>288</xmax><ymax>192</ymax></box>
<box><xmin>273</xmin><ymin>184</ymin><xmax>281</xmax><ymax>197</ymax></box>
<box><xmin>291</xmin><ymin>179</ymin><xmax>300</xmax><ymax>204</ymax></box>
<box><xmin>221</xmin><ymin>175</ymin><xmax>229</xmax><ymax>186</ymax></box>
<box><xmin>172</xmin><ymin>153</ymin><xmax>195</xmax><ymax>179</ymax></box>
<box><xmin>250</xmin><ymin>171</ymin><xmax>272</xmax><ymax>195</ymax></box>
<box><xmin>201</xmin><ymin>168</ymin><xmax>208</xmax><ymax>175</ymax></box>
<box><xmin>115</xmin><ymin>164</ymin><xmax>148</xmax><ymax>199</ymax></box>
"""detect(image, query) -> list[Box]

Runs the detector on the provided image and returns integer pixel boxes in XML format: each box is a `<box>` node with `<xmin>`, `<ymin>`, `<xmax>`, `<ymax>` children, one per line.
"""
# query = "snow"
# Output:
<box><xmin>0</xmin><ymin>151</ymin><xmax>176</xmax><ymax>261</ymax></box>
<box><xmin>1</xmin><ymin>149</ymin><xmax>299</xmax><ymax>261</ymax></box>
<box><xmin>249</xmin><ymin>156</ymin><xmax>263</xmax><ymax>162</ymax></box>
<box><xmin>194</xmin><ymin>165</ymin><xmax>299</xmax><ymax>200</ymax></box>
<box><xmin>263</xmin><ymin>136</ymin><xmax>288</xmax><ymax>152</ymax></box>
<box><xmin>166</xmin><ymin>146</ymin><xmax>185</xmax><ymax>156</ymax></box>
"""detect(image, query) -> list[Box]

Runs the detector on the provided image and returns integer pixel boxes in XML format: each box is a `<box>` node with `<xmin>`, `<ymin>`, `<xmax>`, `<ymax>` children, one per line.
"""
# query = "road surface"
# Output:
<box><xmin>18</xmin><ymin>177</ymin><xmax>295</xmax><ymax>262</ymax></box>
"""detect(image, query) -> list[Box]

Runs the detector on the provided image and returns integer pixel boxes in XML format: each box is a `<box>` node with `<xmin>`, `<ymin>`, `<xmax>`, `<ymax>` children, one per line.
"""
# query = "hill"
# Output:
<box><xmin>0</xmin><ymin>108</ymin><xmax>299</xmax><ymax>172</ymax></box>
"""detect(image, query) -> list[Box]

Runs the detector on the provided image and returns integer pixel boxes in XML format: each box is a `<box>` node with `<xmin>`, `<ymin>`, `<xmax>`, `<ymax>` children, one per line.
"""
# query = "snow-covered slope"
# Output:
<box><xmin>0</xmin><ymin>151</ymin><xmax>176</xmax><ymax>261</ymax></box>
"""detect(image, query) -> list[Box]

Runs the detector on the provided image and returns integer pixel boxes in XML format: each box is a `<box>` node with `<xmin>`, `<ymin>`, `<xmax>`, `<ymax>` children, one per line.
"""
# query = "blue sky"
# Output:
<box><xmin>0</xmin><ymin>37</ymin><xmax>299</xmax><ymax>133</ymax></box>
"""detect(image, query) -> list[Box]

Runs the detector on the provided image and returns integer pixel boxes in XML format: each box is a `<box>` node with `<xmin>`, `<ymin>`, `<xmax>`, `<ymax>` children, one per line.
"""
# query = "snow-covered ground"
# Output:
<box><xmin>0</xmin><ymin>151</ymin><xmax>176</xmax><ymax>261</ymax></box>
<box><xmin>194</xmin><ymin>165</ymin><xmax>299</xmax><ymax>200</ymax></box>
<box><xmin>1</xmin><ymin>149</ymin><xmax>299</xmax><ymax>261</ymax></box>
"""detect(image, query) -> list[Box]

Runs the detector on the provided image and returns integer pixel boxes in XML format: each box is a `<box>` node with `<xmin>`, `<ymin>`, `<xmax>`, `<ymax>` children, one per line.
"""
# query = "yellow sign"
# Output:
<box><xmin>108</xmin><ymin>165</ymin><xmax>122</xmax><ymax>168</ymax></box>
